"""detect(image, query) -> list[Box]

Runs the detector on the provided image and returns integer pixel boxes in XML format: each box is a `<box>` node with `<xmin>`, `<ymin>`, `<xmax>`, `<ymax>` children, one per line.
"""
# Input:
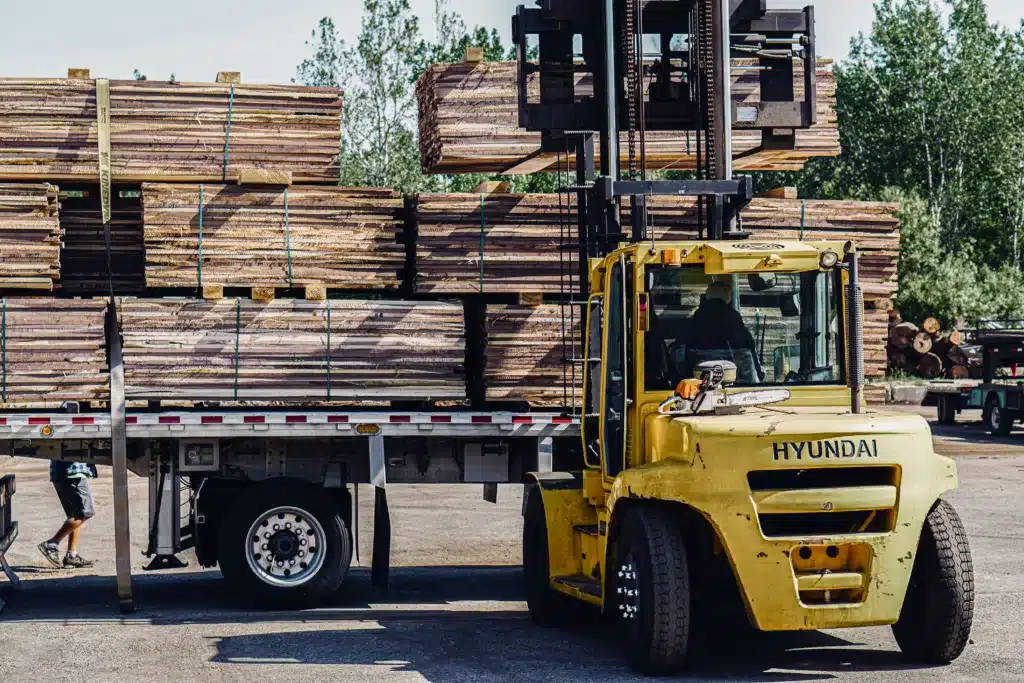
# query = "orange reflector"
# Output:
<box><xmin>662</xmin><ymin>248</ymin><xmax>681</xmax><ymax>265</ymax></box>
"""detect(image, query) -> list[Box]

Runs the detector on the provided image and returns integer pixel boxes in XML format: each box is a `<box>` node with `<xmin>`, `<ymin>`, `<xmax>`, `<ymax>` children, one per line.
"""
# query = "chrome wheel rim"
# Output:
<box><xmin>245</xmin><ymin>506</ymin><xmax>326</xmax><ymax>587</ymax></box>
<box><xmin>991</xmin><ymin>405</ymin><xmax>1001</xmax><ymax>430</ymax></box>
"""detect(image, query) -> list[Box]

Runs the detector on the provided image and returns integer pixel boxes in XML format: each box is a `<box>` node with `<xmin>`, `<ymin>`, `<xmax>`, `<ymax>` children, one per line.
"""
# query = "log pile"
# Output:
<box><xmin>142</xmin><ymin>184</ymin><xmax>405</xmax><ymax>290</ymax></box>
<box><xmin>416</xmin><ymin>60</ymin><xmax>837</xmax><ymax>174</ymax></box>
<box><xmin>58</xmin><ymin>192</ymin><xmax>146</xmax><ymax>295</ymax></box>
<box><xmin>484</xmin><ymin>304</ymin><xmax>581</xmax><ymax>406</ymax></box>
<box><xmin>0</xmin><ymin>298</ymin><xmax>108</xmax><ymax>403</ymax></box>
<box><xmin>0</xmin><ymin>78</ymin><xmax>342</xmax><ymax>183</ymax></box>
<box><xmin>0</xmin><ymin>183</ymin><xmax>61</xmax><ymax>289</ymax></box>
<box><xmin>887</xmin><ymin>315</ymin><xmax>975</xmax><ymax>379</ymax></box>
<box><xmin>118</xmin><ymin>299</ymin><xmax>466</xmax><ymax>402</ymax></box>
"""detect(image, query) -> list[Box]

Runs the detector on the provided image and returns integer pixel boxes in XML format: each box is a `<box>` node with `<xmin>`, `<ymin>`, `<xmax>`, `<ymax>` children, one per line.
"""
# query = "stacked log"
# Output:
<box><xmin>887</xmin><ymin>314</ymin><xmax>973</xmax><ymax>379</ymax></box>
<box><xmin>142</xmin><ymin>184</ymin><xmax>405</xmax><ymax>290</ymax></box>
<box><xmin>0</xmin><ymin>78</ymin><xmax>342</xmax><ymax>183</ymax></box>
<box><xmin>0</xmin><ymin>298</ymin><xmax>108</xmax><ymax>403</ymax></box>
<box><xmin>484</xmin><ymin>304</ymin><xmax>581</xmax><ymax>406</ymax></box>
<box><xmin>118</xmin><ymin>299</ymin><xmax>466</xmax><ymax>402</ymax></box>
<box><xmin>416</xmin><ymin>60</ymin><xmax>838</xmax><ymax>174</ymax></box>
<box><xmin>58</xmin><ymin>192</ymin><xmax>146</xmax><ymax>295</ymax></box>
<box><xmin>0</xmin><ymin>183</ymin><xmax>61</xmax><ymax>289</ymax></box>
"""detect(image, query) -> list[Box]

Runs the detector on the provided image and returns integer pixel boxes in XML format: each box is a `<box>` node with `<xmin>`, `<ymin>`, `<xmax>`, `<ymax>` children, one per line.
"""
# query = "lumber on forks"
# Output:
<box><xmin>0</xmin><ymin>298</ymin><xmax>108</xmax><ymax>404</ymax></box>
<box><xmin>0</xmin><ymin>183</ymin><xmax>61</xmax><ymax>289</ymax></box>
<box><xmin>118</xmin><ymin>299</ymin><xmax>466</xmax><ymax>402</ymax></box>
<box><xmin>141</xmin><ymin>184</ymin><xmax>405</xmax><ymax>290</ymax></box>
<box><xmin>415</xmin><ymin>60</ymin><xmax>838</xmax><ymax>174</ymax></box>
<box><xmin>0</xmin><ymin>77</ymin><xmax>342</xmax><ymax>183</ymax></box>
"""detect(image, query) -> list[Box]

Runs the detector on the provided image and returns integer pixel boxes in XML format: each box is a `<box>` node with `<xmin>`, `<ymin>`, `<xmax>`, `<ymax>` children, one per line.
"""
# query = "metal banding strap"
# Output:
<box><xmin>326</xmin><ymin>301</ymin><xmax>332</xmax><ymax>401</ymax></box>
<box><xmin>197</xmin><ymin>184</ymin><xmax>205</xmax><ymax>288</ymax></box>
<box><xmin>284</xmin><ymin>188</ymin><xmax>293</xmax><ymax>287</ymax></box>
<box><xmin>231</xmin><ymin>299</ymin><xmax>238</xmax><ymax>401</ymax></box>
<box><xmin>479</xmin><ymin>193</ymin><xmax>486</xmax><ymax>293</ymax></box>
<box><xmin>222</xmin><ymin>84</ymin><xmax>235</xmax><ymax>182</ymax></box>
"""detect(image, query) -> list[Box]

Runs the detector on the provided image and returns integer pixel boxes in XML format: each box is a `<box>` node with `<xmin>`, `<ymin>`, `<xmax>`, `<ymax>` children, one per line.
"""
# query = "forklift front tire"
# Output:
<box><xmin>892</xmin><ymin>499</ymin><xmax>974</xmax><ymax>664</ymax></box>
<box><xmin>617</xmin><ymin>506</ymin><xmax>691</xmax><ymax>675</ymax></box>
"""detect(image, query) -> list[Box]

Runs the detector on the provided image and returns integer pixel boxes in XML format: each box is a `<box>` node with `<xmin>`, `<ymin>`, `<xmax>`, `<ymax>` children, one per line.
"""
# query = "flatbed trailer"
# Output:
<box><xmin>0</xmin><ymin>405</ymin><xmax>580</xmax><ymax>609</ymax></box>
<box><xmin>926</xmin><ymin>328</ymin><xmax>1024</xmax><ymax>433</ymax></box>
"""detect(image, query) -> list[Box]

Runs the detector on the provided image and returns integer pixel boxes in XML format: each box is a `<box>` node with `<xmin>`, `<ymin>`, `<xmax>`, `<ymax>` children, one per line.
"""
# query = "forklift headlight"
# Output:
<box><xmin>820</xmin><ymin>250</ymin><xmax>839</xmax><ymax>269</ymax></box>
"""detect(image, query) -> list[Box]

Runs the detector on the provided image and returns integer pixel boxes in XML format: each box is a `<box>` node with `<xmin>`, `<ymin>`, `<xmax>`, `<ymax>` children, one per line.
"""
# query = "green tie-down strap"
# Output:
<box><xmin>197</xmin><ymin>184</ymin><xmax>205</xmax><ymax>288</ymax></box>
<box><xmin>799</xmin><ymin>199</ymin><xmax>806</xmax><ymax>241</ymax></box>
<box><xmin>326</xmin><ymin>301</ymin><xmax>332</xmax><ymax>401</ymax></box>
<box><xmin>284</xmin><ymin>188</ymin><xmax>294</xmax><ymax>287</ymax></box>
<box><xmin>221</xmin><ymin>83</ymin><xmax>235</xmax><ymax>182</ymax></box>
<box><xmin>479</xmin><ymin>194</ymin><xmax>488</xmax><ymax>292</ymax></box>
<box><xmin>1</xmin><ymin>297</ymin><xmax>6</xmax><ymax>403</ymax></box>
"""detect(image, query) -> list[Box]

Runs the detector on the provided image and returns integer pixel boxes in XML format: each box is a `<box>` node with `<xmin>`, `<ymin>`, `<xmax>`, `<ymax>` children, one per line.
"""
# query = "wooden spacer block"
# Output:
<box><xmin>304</xmin><ymin>284</ymin><xmax>327</xmax><ymax>301</ymax></box>
<box><xmin>202</xmin><ymin>285</ymin><xmax>224</xmax><ymax>300</ymax></box>
<box><xmin>464</xmin><ymin>47</ymin><xmax>484</xmax><ymax>64</ymax></box>
<box><xmin>251</xmin><ymin>286</ymin><xmax>276</xmax><ymax>302</ymax></box>
<box><xmin>472</xmin><ymin>180</ymin><xmax>511</xmax><ymax>195</ymax></box>
<box><xmin>236</xmin><ymin>169</ymin><xmax>293</xmax><ymax>186</ymax></box>
<box><xmin>216</xmin><ymin>71</ymin><xmax>242</xmax><ymax>84</ymax></box>
<box><xmin>518</xmin><ymin>292</ymin><xmax>544</xmax><ymax>308</ymax></box>
<box><xmin>67</xmin><ymin>68</ymin><xmax>91</xmax><ymax>79</ymax></box>
<box><xmin>757</xmin><ymin>186</ymin><xmax>798</xmax><ymax>200</ymax></box>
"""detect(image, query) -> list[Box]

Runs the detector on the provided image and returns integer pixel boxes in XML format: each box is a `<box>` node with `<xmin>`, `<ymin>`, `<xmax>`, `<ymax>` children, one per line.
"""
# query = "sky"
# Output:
<box><xmin>1</xmin><ymin>1</ymin><xmax>1023</xmax><ymax>84</ymax></box>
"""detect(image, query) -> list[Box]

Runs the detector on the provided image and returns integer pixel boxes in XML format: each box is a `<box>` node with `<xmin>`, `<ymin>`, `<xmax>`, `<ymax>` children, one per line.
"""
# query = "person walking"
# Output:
<box><xmin>37</xmin><ymin>461</ymin><xmax>97</xmax><ymax>569</ymax></box>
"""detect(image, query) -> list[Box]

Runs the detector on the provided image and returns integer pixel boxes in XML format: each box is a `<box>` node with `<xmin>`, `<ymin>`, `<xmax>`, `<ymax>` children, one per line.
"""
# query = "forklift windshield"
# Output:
<box><xmin>644</xmin><ymin>265</ymin><xmax>843</xmax><ymax>390</ymax></box>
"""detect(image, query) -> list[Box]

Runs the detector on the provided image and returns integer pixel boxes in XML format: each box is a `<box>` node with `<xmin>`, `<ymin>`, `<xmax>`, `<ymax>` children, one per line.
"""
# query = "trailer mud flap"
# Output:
<box><xmin>0</xmin><ymin>474</ymin><xmax>20</xmax><ymax>601</ymax></box>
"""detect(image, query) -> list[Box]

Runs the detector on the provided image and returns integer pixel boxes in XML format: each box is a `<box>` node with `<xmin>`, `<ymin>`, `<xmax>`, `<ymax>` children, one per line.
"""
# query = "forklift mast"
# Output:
<box><xmin>512</xmin><ymin>0</ymin><xmax>817</xmax><ymax>293</ymax></box>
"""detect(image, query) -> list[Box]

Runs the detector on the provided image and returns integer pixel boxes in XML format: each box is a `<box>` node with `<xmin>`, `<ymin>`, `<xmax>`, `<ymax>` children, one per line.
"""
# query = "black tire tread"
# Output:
<box><xmin>892</xmin><ymin>498</ymin><xmax>974</xmax><ymax>663</ymax></box>
<box><xmin>522</xmin><ymin>486</ymin><xmax>582</xmax><ymax>627</ymax></box>
<box><xmin>985</xmin><ymin>395</ymin><xmax>1013</xmax><ymax>436</ymax></box>
<box><xmin>623</xmin><ymin>507</ymin><xmax>690</xmax><ymax>675</ymax></box>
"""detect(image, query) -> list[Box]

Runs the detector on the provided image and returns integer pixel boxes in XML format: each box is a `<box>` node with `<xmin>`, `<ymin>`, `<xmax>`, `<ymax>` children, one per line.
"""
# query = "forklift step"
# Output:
<box><xmin>552</xmin><ymin>574</ymin><xmax>602</xmax><ymax>598</ymax></box>
<box><xmin>573</xmin><ymin>522</ymin><xmax>607</xmax><ymax>536</ymax></box>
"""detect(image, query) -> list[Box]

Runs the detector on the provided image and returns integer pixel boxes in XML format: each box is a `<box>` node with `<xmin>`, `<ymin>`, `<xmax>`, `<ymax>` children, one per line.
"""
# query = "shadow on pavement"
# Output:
<box><xmin>0</xmin><ymin>565</ymin><xmax>941</xmax><ymax>682</ymax></box>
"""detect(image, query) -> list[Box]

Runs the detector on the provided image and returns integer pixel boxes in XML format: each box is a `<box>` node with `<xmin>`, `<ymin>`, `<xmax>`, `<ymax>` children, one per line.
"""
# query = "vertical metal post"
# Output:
<box><xmin>847</xmin><ymin>253</ymin><xmax>865</xmax><ymax>414</ymax></box>
<box><xmin>107</xmin><ymin>303</ymin><xmax>134</xmax><ymax>613</ymax></box>
<box><xmin>601</xmin><ymin>0</ymin><xmax>619</xmax><ymax>180</ymax></box>
<box><xmin>711</xmin><ymin>0</ymin><xmax>733</xmax><ymax>182</ymax></box>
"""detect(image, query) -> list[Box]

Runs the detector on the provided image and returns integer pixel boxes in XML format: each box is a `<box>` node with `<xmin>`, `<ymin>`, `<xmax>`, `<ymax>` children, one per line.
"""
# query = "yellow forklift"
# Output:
<box><xmin>513</xmin><ymin>0</ymin><xmax>973</xmax><ymax>674</ymax></box>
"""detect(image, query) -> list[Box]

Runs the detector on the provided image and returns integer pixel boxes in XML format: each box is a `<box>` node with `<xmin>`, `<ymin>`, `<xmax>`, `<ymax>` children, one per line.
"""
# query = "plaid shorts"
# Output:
<box><xmin>54</xmin><ymin>478</ymin><xmax>96</xmax><ymax>521</ymax></box>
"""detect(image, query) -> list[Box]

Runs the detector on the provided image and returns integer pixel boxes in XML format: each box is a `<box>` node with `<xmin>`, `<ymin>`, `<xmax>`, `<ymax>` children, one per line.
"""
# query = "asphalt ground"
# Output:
<box><xmin>0</xmin><ymin>404</ymin><xmax>1021</xmax><ymax>682</ymax></box>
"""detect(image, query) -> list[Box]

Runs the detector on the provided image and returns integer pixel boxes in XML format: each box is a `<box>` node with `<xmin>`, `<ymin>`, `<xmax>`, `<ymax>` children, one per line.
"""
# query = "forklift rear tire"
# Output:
<box><xmin>937</xmin><ymin>395</ymin><xmax>957</xmax><ymax>425</ymax></box>
<box><xmin>616</xmin><ymin>507</ymin><xmax>691</xmax><ymax>675</ymax></box>
<box><xmin>983</xmin><ymin>395</ymin><xmax>1013</xmax><ymax>436</ymax></box>
<box><xmin>892</xmin><ymin>499</ymin><xmax>974</xmax><ymax>664</ymax></box>
<box><xmin>522</xmin><ymin>485</ymin><xmax>582</xmax><ymax>627</ymax></box>
<box><xmin>218</xmin><ymin>481</ymin><xmax>352</xmax><ymax>608</ymax></box>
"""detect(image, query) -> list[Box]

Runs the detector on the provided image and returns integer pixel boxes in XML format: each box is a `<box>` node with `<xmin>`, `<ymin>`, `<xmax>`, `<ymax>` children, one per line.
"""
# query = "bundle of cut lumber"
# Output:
<box><xmin>0</xmin><ymin>298</ymin><xmax>108</xmax><ymax>403</ymax></box>
<box><xmin>416</xmin><ymin>60</ymin><xmax>837</xmax><ymax>174</ymax></box>
<box><xmin>0</xmin><ymin>183</ymin><xmax>61</xmax><ymax>289</ymax></box>
<box><xmin>484</xmin><ymin>304</ymin><xmax>581</xmax><ymax>407</ymax></box>
<box><xmin>58</xmin><ymin>192</ymin><xmax>145</xmax><ymax>295</ymax></box>
<box><xmin>887</xmin><ymin>315</ymin><xmax>974</xmax><ymax>380</ymax></box>
<box><xmin>415</xmin><ymin>193</ymin><xmax>574</xmax><ymax>293</ymax></box>
<box><xmin>0</xmin><ymin>78</ymin><xmax>341</xmax><ymax>183</ymax></box>
<box><xmin>141</xmin><ymin>184</ymin><xmax>405</xmax><ymax>290</ymax></box>
<box><xmin>118</xmin><ymin>299</ymin><xmax>466</xmax><ymax>401</ymax></box>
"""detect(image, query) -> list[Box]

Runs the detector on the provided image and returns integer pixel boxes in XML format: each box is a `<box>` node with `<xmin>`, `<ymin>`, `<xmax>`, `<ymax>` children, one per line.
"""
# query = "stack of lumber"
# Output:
<box><xmin>415</xmin><ymin>193</ymin><xmax>574</xmax><ymax>293</ymax></box>
<box><xmin>142</xmin><ymin>184</ymin><xmax>405</xmax><ymax>290</ymax></box>
<box><xmin>887</xmin><ymin>315</ymin><xmax>974</xmax><ymax>380</ymax></box>
<box><xmin>118</xmin><ymin>299</ymin><xmax>466</xmax><ymax>402</ymax></box>
<box><xmin>0</xmin><ymin>78</ymin><xmax>341</xmax><ymax>183</ymax></box>
<box><xmin>59</xmin><ymin>192</ymin><xmax>145</xmax><ymax>295</ymax></box>
<box><xmin>0</xmin><ymin>183</ymin><xmax>61</xmax><ymax>289</ymax></box>
<box><xmin>416</xmin><ymin>60</ymin><xmax>837</xmax><ymax>174</ymax></box>
<box><xmin>484</xmin><ymin>304</ymin><xmax>581</xmax><ymax>407</ymax></box>
<box><xmin>0</xmin><ymin>298</ymin><xmax>108</xmax><ymax>403</ymax></box>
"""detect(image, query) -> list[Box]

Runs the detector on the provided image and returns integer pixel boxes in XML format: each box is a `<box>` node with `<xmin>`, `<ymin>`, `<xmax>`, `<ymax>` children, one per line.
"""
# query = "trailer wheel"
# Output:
<box><xmin>892</xmin><ymin>499</ymin><xmax>974</xmax><ymax>664</ymax></box>
<box><xmin>937</xmin><ymin>395</ymin><xmax>957</xmax><ymax>425</ymax></box>
<box><xmin>522</xmin><ymin>486</ymin><xmax>582</xmax><ymax>627</ymax></box>
<box><xmin>983</xmin><ymin>395</ymin><xmax>1013</xmax><ymax>436</ymax></box>
<box><xmin>218</xmin><ymin>481</ymin><xmax>351</xmax><ymax>607</ymax></box>
<box><xmin>616</xmin><ymin>507</ymin><xmax>691</xmax><ymax>675</ymax></box>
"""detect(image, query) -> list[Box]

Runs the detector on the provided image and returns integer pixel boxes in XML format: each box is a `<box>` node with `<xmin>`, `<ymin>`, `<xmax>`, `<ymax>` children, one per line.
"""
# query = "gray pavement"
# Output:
<box><xmin>0</xmin><ymin>406</ymin><xmax>1022</xmax><ymax>682</ymax></box>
